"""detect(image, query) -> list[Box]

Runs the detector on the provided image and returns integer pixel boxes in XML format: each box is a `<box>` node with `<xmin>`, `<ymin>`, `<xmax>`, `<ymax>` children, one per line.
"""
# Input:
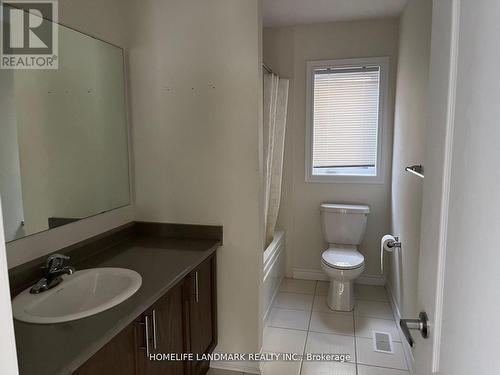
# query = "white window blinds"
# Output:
<box><xmin>312</xmin><ymin>66</ymin><xmax>380</xmax><ymax>170</ymax></box>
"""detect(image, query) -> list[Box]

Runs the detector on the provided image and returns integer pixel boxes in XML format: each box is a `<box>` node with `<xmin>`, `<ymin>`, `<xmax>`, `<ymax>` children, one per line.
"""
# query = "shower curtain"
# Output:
<box><xmin>263</xmin><ymin>73</ymin><xmax>289</xmax><ymax>248</ymax></box>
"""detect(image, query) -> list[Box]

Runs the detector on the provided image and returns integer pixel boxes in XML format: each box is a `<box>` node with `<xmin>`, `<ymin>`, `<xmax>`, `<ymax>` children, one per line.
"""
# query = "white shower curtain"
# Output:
<box><xmin>263</xmin><ymin>73</ymin><xmax>289</xmax><ymax>248</ymax></box>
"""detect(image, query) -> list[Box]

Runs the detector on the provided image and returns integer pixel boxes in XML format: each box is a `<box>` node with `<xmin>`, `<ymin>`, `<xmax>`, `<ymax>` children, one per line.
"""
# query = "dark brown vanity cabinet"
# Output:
<box><xmin>137</xmin><ymin>282</ymin><xmax>185</xmax><ymax>375</ymax></box>
<box><xmin>75</xmin><ymin>254</ymin><xmax>217</xmax><ymax>375</ymax></box>
<box><xmin>183</xmin><ymin>254</ymin><xmax>217</xmax><ymax>375</ymax></box>
<box><xmin>74</xmin><ymin>323</ymin><xmax>139</xmax><ymax>375</ymax></box>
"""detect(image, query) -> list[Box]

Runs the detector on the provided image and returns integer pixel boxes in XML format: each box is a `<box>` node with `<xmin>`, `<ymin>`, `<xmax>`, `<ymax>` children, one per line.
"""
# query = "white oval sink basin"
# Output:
<box><xmin>12</xmin><ymin>268</ymin><xmax>142</xmax><ymax>324</ymax></box>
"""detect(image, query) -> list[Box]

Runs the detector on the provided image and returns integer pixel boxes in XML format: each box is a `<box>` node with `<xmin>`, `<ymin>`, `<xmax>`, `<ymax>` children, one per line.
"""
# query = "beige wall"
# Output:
<box><xmin>128</xmin><ymin>0</ymin><xmax>263</xmax><ymax>366</ymax></box>
<box><xmin>388</xmin><ymin>0</ymin><xmax>432</xmax><ymax>317</ymax></box>
<box><xmin>263</xmin><ymin>19</ymin><xmax>399</xmax><ymax>278</ymax></box>
<box><xmin>5</xmin><ymin>0</ymin><xmax>135</xmax><ymax>268</ymax></box>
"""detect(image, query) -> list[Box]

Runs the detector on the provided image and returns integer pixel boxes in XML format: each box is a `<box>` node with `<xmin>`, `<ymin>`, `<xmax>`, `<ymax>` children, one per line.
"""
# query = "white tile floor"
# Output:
<box><xmin>208</xmin><ymin>279</ymin><xmax>410</xmax><ymax>375</ymax></box>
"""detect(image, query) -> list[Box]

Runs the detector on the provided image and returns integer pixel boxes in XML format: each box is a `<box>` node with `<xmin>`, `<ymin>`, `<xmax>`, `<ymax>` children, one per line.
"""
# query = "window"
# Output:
<box><xmin>306</xmin><ymin>57</ymin><xmax>388</xmax><ymax>183</ymax></box>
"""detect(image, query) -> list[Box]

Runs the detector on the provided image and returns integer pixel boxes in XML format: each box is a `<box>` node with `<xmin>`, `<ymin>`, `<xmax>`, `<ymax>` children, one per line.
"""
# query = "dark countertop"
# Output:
<box><xmin>14</xmin><ymin>236</ymin><xmax>220</xmax><ymax>375</ymax></box>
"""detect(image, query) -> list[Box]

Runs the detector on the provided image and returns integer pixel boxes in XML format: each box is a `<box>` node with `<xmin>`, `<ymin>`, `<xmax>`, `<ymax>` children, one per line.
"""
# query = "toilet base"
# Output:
<box><xmin>327</xmin><ymin>279</ymin><xmax>354</xmax><ymax>311</ymax></box>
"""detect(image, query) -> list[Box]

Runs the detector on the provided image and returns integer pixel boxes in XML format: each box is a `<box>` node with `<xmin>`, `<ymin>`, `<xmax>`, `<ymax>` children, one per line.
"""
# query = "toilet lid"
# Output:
<box><xmin>322</xmin><ymin>247</ymin><xmax>364</xmax><ymax>270</ymax></box>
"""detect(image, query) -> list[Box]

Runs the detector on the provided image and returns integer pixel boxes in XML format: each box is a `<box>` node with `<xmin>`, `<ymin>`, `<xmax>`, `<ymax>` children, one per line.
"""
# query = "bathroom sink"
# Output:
<box><xmin>12</xmin><ymin>268</ymin><xmax>142</xmax><ymax>324</ymax></box>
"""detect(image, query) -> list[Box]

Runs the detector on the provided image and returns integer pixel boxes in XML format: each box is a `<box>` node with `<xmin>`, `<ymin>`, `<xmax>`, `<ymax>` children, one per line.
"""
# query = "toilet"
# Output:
<box><xmin>320</xmin><ymin>203</ymin><xmax>370</xmax><ymax>311</ymax></box>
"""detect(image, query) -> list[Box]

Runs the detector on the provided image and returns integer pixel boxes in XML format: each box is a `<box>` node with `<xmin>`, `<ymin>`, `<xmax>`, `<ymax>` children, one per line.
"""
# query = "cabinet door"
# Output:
<box><xmin>185</xmin><ymin>254</ymin><xmax>217</xmax><ymax>375</ymax></box>
<box><xmin>138</xmin><ymin>282</ymin><xmax>185</xmax><ymax>375</ymax></box>
<box><xmin>74</xmin><ymin>323</ymin><xmax>138</xmax><ymax>375</ymax></box>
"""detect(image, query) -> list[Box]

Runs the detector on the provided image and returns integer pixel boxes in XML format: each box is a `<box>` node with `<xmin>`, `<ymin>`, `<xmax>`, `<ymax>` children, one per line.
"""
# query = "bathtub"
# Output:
<box><xmin>262</xmin><ymin>230</ymin><xmax>285</xmax><ymax>322</ymax></box>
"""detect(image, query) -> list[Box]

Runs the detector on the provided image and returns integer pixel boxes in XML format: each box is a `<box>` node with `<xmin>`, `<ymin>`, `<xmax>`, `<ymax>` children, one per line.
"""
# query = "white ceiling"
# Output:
<box><xmin>262</xmin><ymin>0</ymin><xmax>408</xmax><ymax>27</ymax></box>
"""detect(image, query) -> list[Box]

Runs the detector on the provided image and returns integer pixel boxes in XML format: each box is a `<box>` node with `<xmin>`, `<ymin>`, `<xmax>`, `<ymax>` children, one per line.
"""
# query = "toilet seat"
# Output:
<box><xmin>322</xmin><ymin>247</ymin><xmax>364</xmax><ymax>270</ymax></box>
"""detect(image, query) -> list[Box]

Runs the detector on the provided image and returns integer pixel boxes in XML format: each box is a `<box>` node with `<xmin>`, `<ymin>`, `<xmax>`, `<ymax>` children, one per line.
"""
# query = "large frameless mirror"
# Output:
<box><xmin>0</xmin><ymin>15</ymin><xmax>130</xmax><ymax>242</ymax></box>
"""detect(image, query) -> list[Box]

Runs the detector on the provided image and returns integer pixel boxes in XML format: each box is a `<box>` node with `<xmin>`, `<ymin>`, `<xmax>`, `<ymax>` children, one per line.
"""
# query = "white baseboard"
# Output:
<box><xmin>292</xmin><ymin>268</ymin><xmax>328</xmax><ymax>281</ymax></box>
<box><xmin>356</xmin><ymin>274</ymin><xmax>386</xmax><ymax>286</ymax></box>
<box><xmin>210</xmin><ymin>360</ymin><xmax>260</xmax><ymax>374</ymax></box>
<box><xmin>292</xmin><ymin>268</ymin><xmax>386</xmax><ymax>286</ymax></box>
<box><xmin>386</xmin><ymin>283</ymin><xmax>414</xmax><ymax>375</ymax></box>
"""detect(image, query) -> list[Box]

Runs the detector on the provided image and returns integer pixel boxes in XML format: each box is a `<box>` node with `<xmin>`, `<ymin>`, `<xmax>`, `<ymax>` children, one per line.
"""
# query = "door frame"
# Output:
<box><xmin>421</xmin><ymin>0</ymin><xmax>461</xmax><ymax>372</ymax></box>
<box><xmin>0</xmin><ymin>199</ymin><xmax>19</xmax><ymax>375</ymax></box>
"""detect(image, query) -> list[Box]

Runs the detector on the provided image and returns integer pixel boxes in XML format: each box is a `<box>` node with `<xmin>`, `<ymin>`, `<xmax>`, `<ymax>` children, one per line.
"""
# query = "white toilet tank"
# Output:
<box><xmin>320</xmin><ymin>203</ymin><xmax>370</xmax><ymax>245</ymax></box>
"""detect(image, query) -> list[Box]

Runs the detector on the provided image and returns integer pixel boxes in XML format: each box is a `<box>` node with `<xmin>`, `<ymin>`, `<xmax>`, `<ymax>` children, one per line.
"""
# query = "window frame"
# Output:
<box><xmin>305</xmin><ymin>56</ymin><xmax>389</xmax><ymax>184</ymax></box>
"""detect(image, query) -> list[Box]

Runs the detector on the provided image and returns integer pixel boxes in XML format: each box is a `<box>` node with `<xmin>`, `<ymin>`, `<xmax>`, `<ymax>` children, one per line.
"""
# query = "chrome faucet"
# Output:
<box><xmin>30</xmin><ymin>254</ymin><xmax>76</xmax><ymax>294</ymax></box>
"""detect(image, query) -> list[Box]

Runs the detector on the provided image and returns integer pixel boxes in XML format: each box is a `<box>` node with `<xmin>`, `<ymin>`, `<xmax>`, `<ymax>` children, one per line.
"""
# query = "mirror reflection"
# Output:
<box><xmin>0</xmin><ymin>22</ymin><xmax>130</xmax><ymax>242</ymax></box>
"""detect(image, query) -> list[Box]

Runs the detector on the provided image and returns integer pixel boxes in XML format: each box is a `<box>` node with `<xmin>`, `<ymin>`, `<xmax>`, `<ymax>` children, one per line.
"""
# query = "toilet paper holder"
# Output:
<box><xmin>381</xmin><ymin>235</ymin><xmax>401</xmax><ymax>274</ymax></box>
<box><xmin>386</xmin><ymin>236</ymin><xmax>402</xmax><ymax>249</ymax></box>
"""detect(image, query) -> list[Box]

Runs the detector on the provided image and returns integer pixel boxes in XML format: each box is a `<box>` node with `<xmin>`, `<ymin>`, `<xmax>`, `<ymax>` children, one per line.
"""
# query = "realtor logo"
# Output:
<box><xmin>1</xmin><ymin>0</ymin><xmax>58</xmax><ymax>69</ymax></box>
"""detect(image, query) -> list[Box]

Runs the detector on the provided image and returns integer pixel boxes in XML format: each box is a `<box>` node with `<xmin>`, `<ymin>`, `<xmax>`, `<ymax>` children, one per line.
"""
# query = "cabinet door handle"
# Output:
<box><xmin>152</xmin><ymin>309</ymin><xmax>158</xmax><ymax>350</ymax></box>
<box><xmin>144</xmin><ymin>315</ymin><xmax>151</xmax><ymax>357</ymax></box>
<box><xmin>139</xmin><ymin>315</ymin><xmax>151</xmax><ymax>357</ymax></box>
<box><xmin>194</xmin><ymin>271</ymin><xmax>199</xmax><ymax>303</ymax></box>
